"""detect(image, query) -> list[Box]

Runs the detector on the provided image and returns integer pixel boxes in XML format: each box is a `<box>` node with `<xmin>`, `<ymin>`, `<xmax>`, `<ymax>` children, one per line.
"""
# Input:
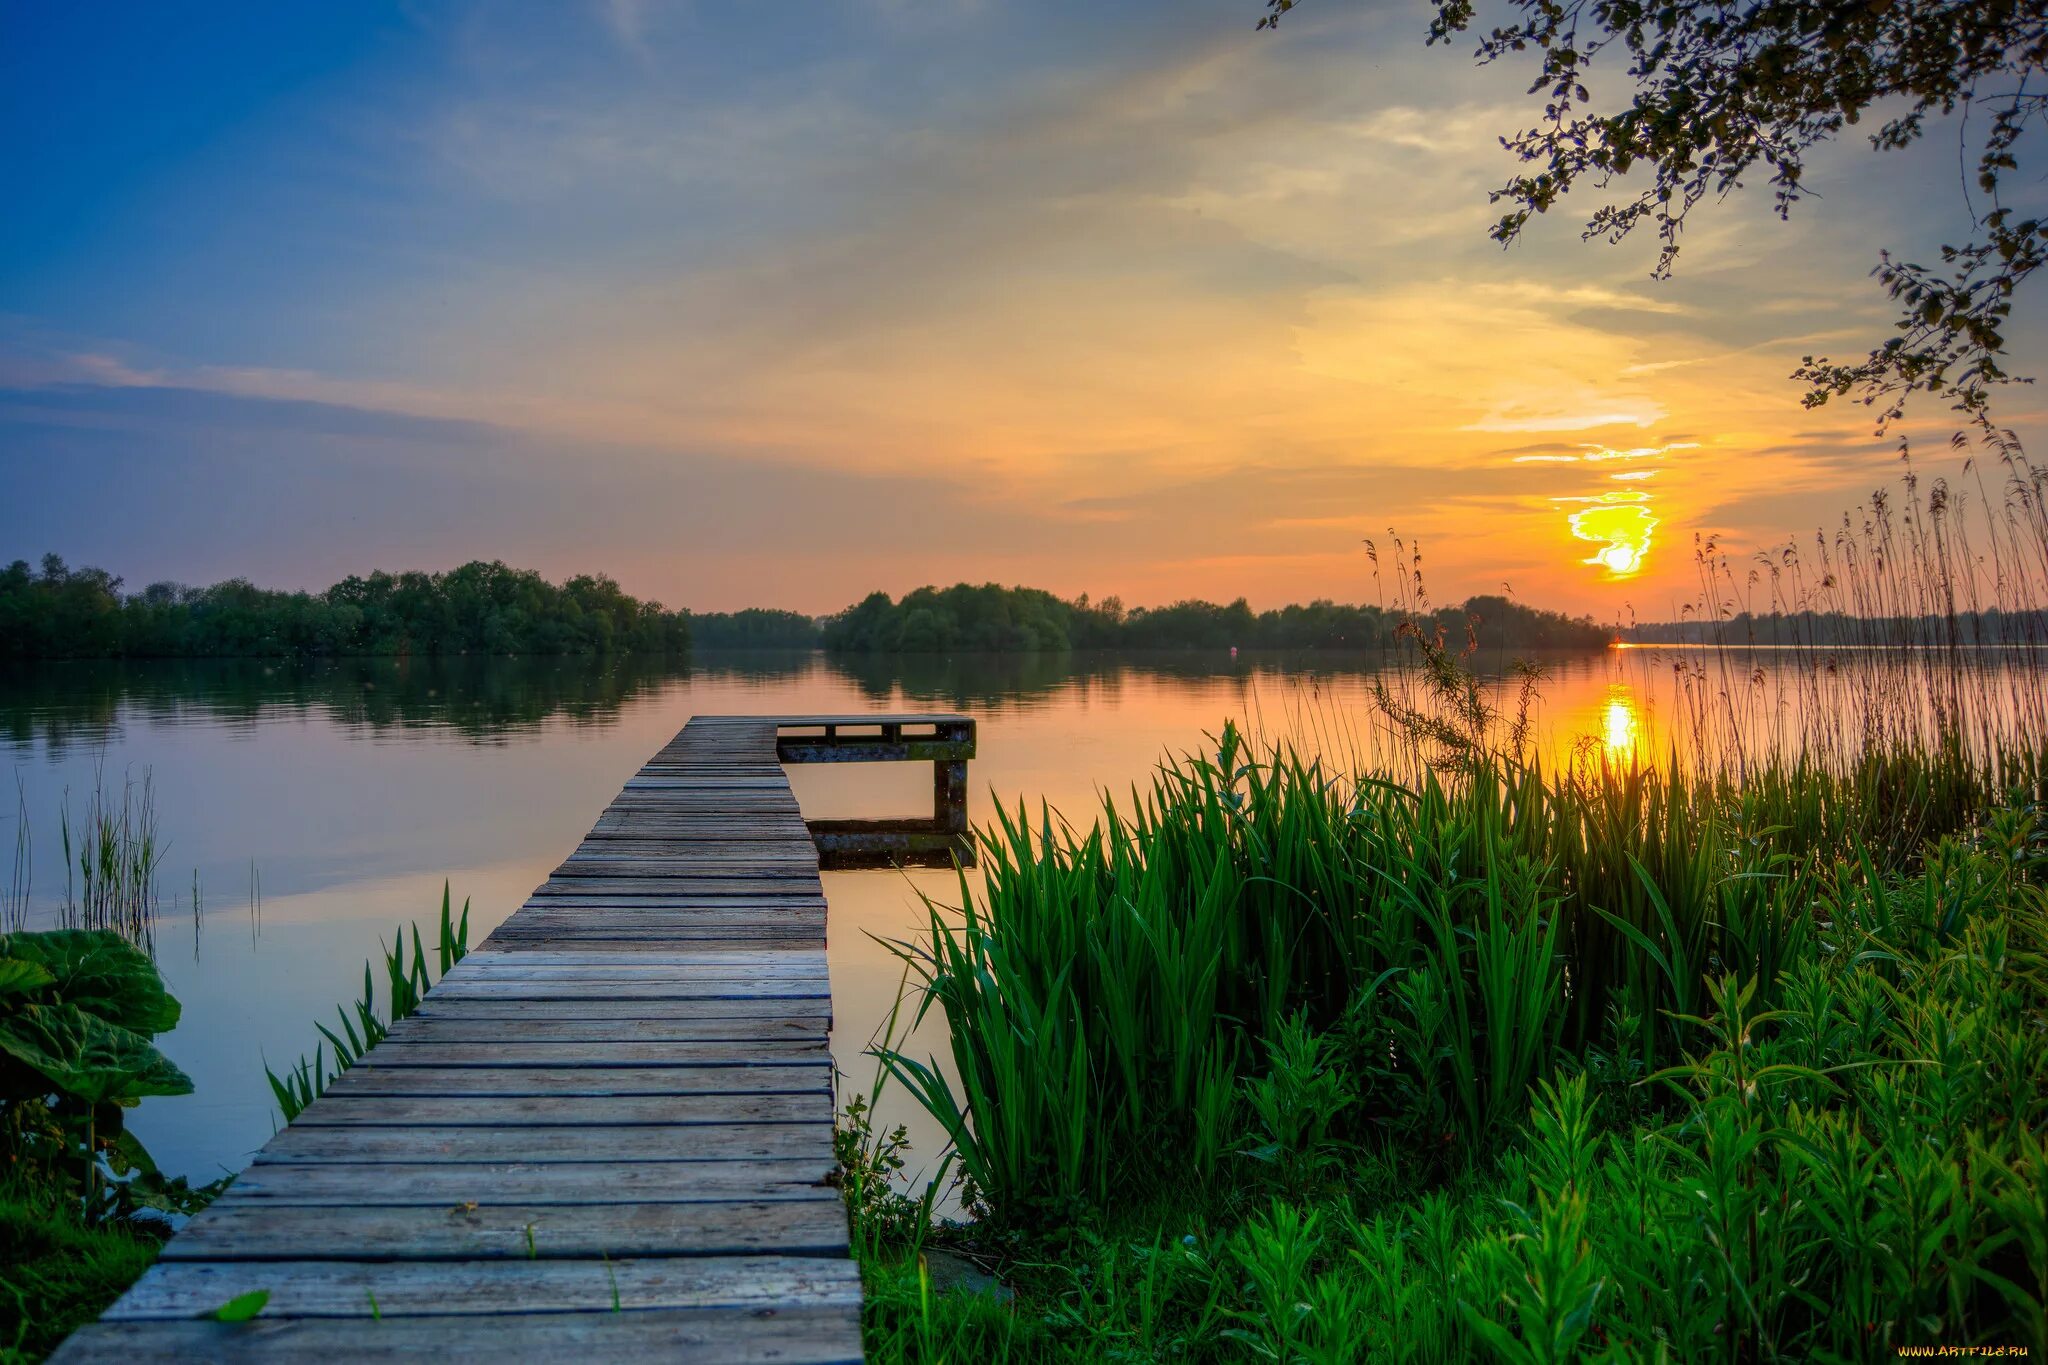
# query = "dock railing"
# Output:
<box><xmin>773</xmin><ymin>713</ymin><xmax>976</xmax><ymax>869</ymax></box>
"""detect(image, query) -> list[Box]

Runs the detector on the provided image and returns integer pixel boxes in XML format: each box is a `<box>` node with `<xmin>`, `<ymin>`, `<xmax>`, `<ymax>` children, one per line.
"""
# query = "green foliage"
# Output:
<box><xmin>0</xmin><ymin>930</ymin><xmax>200</xmax><ymax>1216</ymax></box>
<box><xmin>0</xmin><ymin>555</ymin><xmax>690</xmax><ymax>660</ymax></box>
<box><xmin>204</xmin><ymin>1290</ymin><xmax>269</xmax><ymax>1323</ymax></box>
<box><xmin>0</xmin><ymin>1005</ymin><xmax>191</xmax><ymax>1109</ymax></box>
<box><xmin>53</xmin><ymin>769</ymin><xmax>163</xmax><ymax>949</ymax></box>
<box><xmin>824</xmin><ymin>583</ymin><xmax>1609</xmax><ymax>653</ymax></box>
<box><xmin>0</xmin><ymin>1179</ymin><xmax>162</xmax><ymax>1363</ymax></box>
<box><xmin>0</xmin><ymin>931</ymin><xmax>179</xmax><ymax>1036</ymax></box>
<box><xmin>870</xmin><ymin>731</ymin><xmax>2048</xmax><ymax>1359</ymax></box>
<box><xmin>1238</xmin><ymin>1014</ymin><xmax>1353</xmax><ymax>1197</ymax></box>
<box><xmin>266</xmin><ymin>883</ymin><xmax>470</xmax><ymax>1122</ymax></box>
<box><xmin>1260</xmin><ymin>0</ymin><xmax>2048</xmax><ymax>441</ymax></box>
<box><xmin>687</xmin><ymin>607</ymin><xmax>822</xmax><ymax>648</ymax></box>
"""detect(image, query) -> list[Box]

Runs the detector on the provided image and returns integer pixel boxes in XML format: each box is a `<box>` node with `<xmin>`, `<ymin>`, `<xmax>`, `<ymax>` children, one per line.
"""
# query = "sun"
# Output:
<box><xmin>1596</xmin><ymin>544</ymin><xmax>1642</xmax><ymax>575</ymax></box>
<box><xmin>1564</xmin><ymin>492</ymin><xmax>1658</xmax><ymax>580</ymax></box>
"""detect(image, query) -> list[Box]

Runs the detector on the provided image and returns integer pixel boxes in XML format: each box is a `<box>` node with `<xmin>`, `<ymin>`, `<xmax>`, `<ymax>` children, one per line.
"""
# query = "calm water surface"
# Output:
<box><xmin>0</xmin><ymin>645</ymin><xmax>2013</xmax><ymax>1191</ymax></box>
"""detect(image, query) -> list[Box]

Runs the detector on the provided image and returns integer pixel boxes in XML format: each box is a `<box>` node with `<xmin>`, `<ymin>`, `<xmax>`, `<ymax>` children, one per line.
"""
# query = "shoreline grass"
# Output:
<box><xmin>843</xmin><ymin>465</ymin><xmax>2048</xmax><ymax>1361</ymax></box>
<box><xmin>850</xmin><ymin>737</ymin><xmax>2048</xmax><ymax>1360</ymax></box>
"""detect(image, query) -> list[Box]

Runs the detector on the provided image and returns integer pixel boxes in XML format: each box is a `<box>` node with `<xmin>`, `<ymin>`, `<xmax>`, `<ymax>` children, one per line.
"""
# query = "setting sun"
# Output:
<box><xmin>1566</xmin><ymin>492</ymin><xmax>1659</xmax><ymax>581</ymax></box>
<box><xmin>1597</xmin><ymin>544</ymin><xmax>1642</xmax><ymax>575</ymax></box>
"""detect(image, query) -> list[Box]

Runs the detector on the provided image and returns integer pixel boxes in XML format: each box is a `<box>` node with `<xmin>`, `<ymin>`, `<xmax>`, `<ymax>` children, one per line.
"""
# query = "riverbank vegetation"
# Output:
<box><xmin>0</xmin><ymin>929</ymin><xmax>215</xmax><ymax>1360</ymax></box>
<box><xmin>822</xmin><ymin>584</ymin><xmax>1610</xmax><ymax>654</ymax></box>
<box><xmin>0</xmin><ymin>556</ymin><xmax>690</xmax><ymax>659</ymax></box>
<box><xmin>266</xmin><ymin>885</ymin><xmax>471</xmax><ymax>1122</ymax></box>
<box><xmin>843</xmin><ymin>468</ymin><xmax>2048</xmax><ymax>1359</ymax></box>
<box><xmin>847</xmin><ymin>726</ymin><xmax>2048</xmax><ymax>1360</ymax></box>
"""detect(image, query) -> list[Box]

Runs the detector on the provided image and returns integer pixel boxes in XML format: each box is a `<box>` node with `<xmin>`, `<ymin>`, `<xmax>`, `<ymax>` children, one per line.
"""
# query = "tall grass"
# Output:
<box><xmin>54</xmin><ymin>765</ymin><xmax>164</xmax><ymax>951</ymax></box>
<box><xmin>886</xmin><ymin>729</ymin><xmax>2042</xmax><ymax>1214</ymax></box>
<box><xmin>864</xmin><ymin>459</ymin><xmax>2048</xmax><ymax>1358</ymax></box>
<box><xmin>5</xmin><ymin>774</ymin><xmax>28</xmax><ymax>933</ymax></box>
<box><xmin>1605</xmin><ymin>452</ymin><xmax>2048</xmax><ymax>780</ymax></box>
<box><xmin>265</xmin><ymin>882</ymin><xmax>469</xmax><ymax>1121</ymax></box>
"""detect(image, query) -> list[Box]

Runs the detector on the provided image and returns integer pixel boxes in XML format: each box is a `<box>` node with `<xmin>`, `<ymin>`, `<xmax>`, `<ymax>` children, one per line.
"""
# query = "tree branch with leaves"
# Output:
<box><xmin>1261</xmin><ymin>0</ymin><xmax>2048</xmax><ymax>451</ymax></box>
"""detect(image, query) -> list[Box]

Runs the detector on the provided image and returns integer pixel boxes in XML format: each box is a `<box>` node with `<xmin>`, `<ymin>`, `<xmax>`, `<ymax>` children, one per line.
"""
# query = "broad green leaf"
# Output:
<box><xmin>0</xmin><ymin>1000</ymin><xmax>192</xmax><ymax>1104</ymax></box>
<box><xmin>0</xmin><ymin>956</ymin><xmax>55</xmax><ymax>998</ymax></box>
<box><xmin>103</xmin><ymin>1125</ymin><xmax>162</xmax><ymax>1178</ymax></box>
<box><xmin>0</xmin><ymin>930</ymin><xmax>180</xmax><ymax>1033</ymax></box>
<box><xmin>206</xmin><ymin>1290</ymin><xmax>270</xmax><ymax>1323</ymax></box>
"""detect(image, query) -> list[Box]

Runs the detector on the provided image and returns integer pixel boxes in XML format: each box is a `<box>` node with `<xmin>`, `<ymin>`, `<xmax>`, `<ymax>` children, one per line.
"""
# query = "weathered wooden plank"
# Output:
<box><xmin>326</xmin><ymin>1064</ymin><xmax>830</xmax><ymax>1097</ymax></box>
<box><xmin>215</xmin><ymin>1162</ymin><xmax>837</xmax><ymax>1208</ymax></box>
<box><xmin>258</xmin><ymin>1123</ymin><xmax>834</xmax><ymax>1164</ymax></box>
<box><xmin>57</xmin><ymin>1307</ymin><xmax>866</xmax><ymax>1363</ymax></box>
<box><xmin>487</xmin><ymin>908</ymin><xmax>823</xmax><ymax>929</ymax></box>
<box><xmin>425</xmin><ymin>980</ymin><xmax>829</xmax><ymax>1002</ymax></box>
<box><xmin>291</xmin><ymin>1092</ymin><xmax>829</xmax><ymax>1127</ymax></box>
<box><xmin>454</xmin><ymin>950</ymin><xmax>829</xmax><ymax>968</ymax></box>
<box><xmin>560</xmin><ymin>848</ymin><xmax>819</xmax><ymax>863</ymax></box>
<box><xmin>530</xmin><ymin>880</ymin><xmax>823</xmax><ymax>898</ymax></box>
<box><xmin>160</xmin><ymin>1200</ymin><xmax>850</xmax><ymax>1261</ymax></box>
<box><xmin>379</xmin><ymin>1018</ymin><xmax>828</xmax><ymax>1047</ymax></box>
<box><xmin>435</xmin><ymin>970</ymin><xmax>830</xmax><ymax>989</ymax></box>
<box><xmin>438</xmin><ymin>960</ymin><xmax>829</xmax><ymax>981</ymax></box>
<box><xmin>103</xmin><ymin>1256</ymin><xmax>860</xmax><ymax>1320</ymax></box>
<box><xmin>479</xmin><ymin>935</ymin><xmax>828</xmax><ymax>953</ymax></box>
<box><xmin>498</xmin><ymin>899</ymin><xmax>826</xmax><ymax>914</ymax></box>
<box><xmin>408</xmin><ymin>998</ymin><xmax>833</xmax><ymax>1022</ymax></box>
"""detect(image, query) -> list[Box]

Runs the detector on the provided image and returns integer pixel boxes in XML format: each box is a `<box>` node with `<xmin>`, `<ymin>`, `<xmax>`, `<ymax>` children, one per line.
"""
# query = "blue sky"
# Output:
<box><xmin>4</xmin><ymin>0</ymin><xmax>2041</xmax><ymax>613</ymax></box>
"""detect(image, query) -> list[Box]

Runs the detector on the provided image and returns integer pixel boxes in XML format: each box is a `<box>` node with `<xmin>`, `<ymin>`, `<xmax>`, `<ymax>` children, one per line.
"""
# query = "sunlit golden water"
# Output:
<box><xmin>3</xmin><ymin>646</ymin><xmax>2041</xmax><ymax>1189</ymax></box>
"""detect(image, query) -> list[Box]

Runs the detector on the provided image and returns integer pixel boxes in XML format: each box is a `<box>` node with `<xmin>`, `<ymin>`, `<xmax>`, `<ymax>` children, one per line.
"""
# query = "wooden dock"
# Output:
<box><xmin>56</xmin><ymin>713</ymin><xmax>975</xmax><ymax>1362</ymax></box>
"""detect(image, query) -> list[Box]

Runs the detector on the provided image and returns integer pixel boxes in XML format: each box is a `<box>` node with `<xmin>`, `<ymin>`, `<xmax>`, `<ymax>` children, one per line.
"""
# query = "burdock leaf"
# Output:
<box><xmin>0</xmin><ymin>930</ymin><xmax>180</xmax><ymax>1033</ymax></box>
<box><xmin>0</xmin><ymin>957</ymin><xmax>55</xmax><ymax>999</ymax></box>
<box><xmin>0</xmin><ymin>1001</ymin><xmax>192</xmax><ymax>1104</ymax></box>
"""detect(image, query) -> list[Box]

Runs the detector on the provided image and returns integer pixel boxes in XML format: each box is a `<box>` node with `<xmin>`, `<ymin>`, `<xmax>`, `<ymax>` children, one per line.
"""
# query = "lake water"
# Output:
<box><xmin>1</xmin><ymin>645</ymin><xmax>2037</xmax><ymax>1192</ymax></box>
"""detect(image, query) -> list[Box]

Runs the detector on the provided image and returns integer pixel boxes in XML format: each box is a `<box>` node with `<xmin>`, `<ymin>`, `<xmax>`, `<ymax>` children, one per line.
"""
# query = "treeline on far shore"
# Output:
<box><xmin>1</xmin><ymin>555</ymin><xmax>689</xmax><ymax>659</ymax></box>
<box><xmin>821</xmin><ymin>583</ymin><xmax>1614</xmax><ymax>652</ymax></box>
<box><xmin>2</xmin><ymin>555</ymin><xmax>1614</xmax><ymax>660</ymax></box>
<box><xmin>1625</xmin><ymin>608</ymin><xmax>2048</xmax><ymax>647</ymax></box>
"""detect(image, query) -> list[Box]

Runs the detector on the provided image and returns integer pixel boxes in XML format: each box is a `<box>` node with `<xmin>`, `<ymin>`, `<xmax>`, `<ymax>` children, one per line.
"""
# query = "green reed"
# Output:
<box><xmin>265</xmin><ymin>882</ymin><xmax>469</xmax><ymax>1121</ymax></box>
<box><xmin>5</xmin><ymin>774</ymin><xmax>28</xmax><ymax>933</ymax></box>
<box><xmin>53</xmin><ymin>766</ymin><xmax>164</xmax><ymax>952</ymax></box>
<box><xmin>867</xmin><ymin>758</ymin><xmax>2048</xmax><ymax>1359</ymax></box>
<box><xmin>852</xmin><ymin>459</ymin><xmax>2048</xmax><ymax>1359</ymax></box>
<box><xmin>882</xmin><ymin>723</ymin><xmax>2043</xmax><ymax>1220</ymax></box>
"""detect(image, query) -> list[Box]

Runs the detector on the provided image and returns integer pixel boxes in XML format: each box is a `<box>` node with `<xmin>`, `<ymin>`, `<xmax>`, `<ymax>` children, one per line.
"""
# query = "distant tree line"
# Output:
<box><xmin>820</xmin><ymin>583</ymin><xmax>1611</xmax><ymax>653</ymax></box>
<box><xmin>0</xmin><ymin>555</ymin><xmax>690</xmax><ymax>659</ymax></box>
<box><xmin>686</xmin><ymin>608</ymin><xmax>822</xmax><ymax>648</ymax></box>
<box><xmin>3</xmin><ymin>559</ymin><xmax>1616</xmax><ymax>660</ymax></box>
<box><xmin>1626</xmin><ymin>610</ymin><xmax>2048</xmax><ymax>648</ymax></box>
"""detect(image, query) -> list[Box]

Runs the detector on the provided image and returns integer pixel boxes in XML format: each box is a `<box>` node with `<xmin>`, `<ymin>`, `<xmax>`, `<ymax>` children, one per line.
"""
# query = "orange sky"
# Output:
<box><xmin>4</xmin><ymin>2</ymin><xmax>2042</xmax><ymax>618</ymax></box>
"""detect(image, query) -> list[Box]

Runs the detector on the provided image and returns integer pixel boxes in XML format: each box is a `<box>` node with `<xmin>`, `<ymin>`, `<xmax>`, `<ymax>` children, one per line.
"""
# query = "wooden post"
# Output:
<box><xmin>934</xmin><ymin>756</ymin><xmax>967</xmax><ymax>834</ymax></box>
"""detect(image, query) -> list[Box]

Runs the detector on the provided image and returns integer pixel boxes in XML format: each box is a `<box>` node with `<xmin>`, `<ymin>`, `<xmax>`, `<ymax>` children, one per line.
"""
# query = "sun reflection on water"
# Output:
<box><xmin>1602</xmin><ymin>685</ymin><xmax>1639</xmax><ymax>757</ymax></box>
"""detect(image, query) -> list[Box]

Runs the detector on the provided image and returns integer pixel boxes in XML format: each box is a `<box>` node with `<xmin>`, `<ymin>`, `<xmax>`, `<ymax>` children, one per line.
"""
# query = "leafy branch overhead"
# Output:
<box><xmin>1261</xmin><ymin>0</ymin><xmax>2048</xmax><ymax>444</ymax></box>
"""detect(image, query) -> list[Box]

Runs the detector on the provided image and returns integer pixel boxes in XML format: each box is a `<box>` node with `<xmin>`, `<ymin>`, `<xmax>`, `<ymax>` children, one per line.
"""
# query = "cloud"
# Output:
<box><xmin>7</xmin><ymin>0</ymin><xmax>2042</xmax><ymax>615</ymax></box>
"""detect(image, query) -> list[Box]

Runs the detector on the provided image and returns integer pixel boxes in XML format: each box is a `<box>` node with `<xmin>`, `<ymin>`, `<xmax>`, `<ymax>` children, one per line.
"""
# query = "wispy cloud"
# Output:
<box><xmin>3</xmin><ymin>0</ymin><xmax>2028</xmax><ymax>612</ymax></box>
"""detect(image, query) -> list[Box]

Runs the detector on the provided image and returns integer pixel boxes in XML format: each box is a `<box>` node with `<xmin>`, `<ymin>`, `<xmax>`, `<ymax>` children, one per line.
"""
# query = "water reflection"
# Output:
<box><xmin>4</xmin><ymin>644</ymin><xmax>2041</xmax><ymax>1191</ymax></box>
<box><xmin>1602</xmin><ymin>685</ymin><xmax>1640</xmax><ymax>759</ymax></box>
<box><xmin>0</xmin><ymin>655</ymin><xmax>701</xmax><ymax>754</ymax></box>
<box><xmin>3</xmin><ymin>648</ymin><xmax>1456</xmax><ymax>752</ymax></box>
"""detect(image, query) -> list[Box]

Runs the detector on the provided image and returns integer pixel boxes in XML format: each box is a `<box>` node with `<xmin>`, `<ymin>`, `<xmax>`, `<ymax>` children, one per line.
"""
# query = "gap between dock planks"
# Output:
<box><xmin>56</xmin><ymin>716</ymin><xmax>865</xmax><ymax>1363</ymax></box>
